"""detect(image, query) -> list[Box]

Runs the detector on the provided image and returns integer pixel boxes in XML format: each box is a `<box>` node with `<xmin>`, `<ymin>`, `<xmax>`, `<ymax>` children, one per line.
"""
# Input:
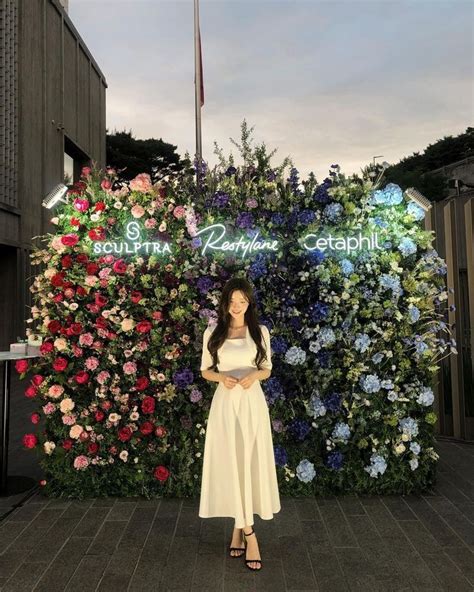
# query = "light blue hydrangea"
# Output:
<box><xmin>387</xmin><ymin>390</ymin><xmax>398</xmax><ymax>402</ymax></box>
<box><xmin>323</xmin><ymin>202</ymin><xmax>344</xmax><ymax>222</ymax></box>
<box><xmin>355</xmin><ymin>333</ymin><xmax>371</xmax><ymax>353</ymax></box>
<box><xmin>296</xmin><ymin>459</ymin><xmax>316</xmax><ymax>483</ymax></box>
<box><xmin>398</xmin><ymin>237</ymin><xmax>417</xmax><ymax>257</ymax></box>
<box><xmin>359</xmin><ymin>374</ymin><xmax>381</xmax><ymax>393</ymax></box>
<box><xmin>364</xmin><ymin>453</ymin><xmax>387</xmax><ymax>478</ymax></box>
<box><xmin>416</xmin><ymin>386</ymin><xmax>434</xmax><ymax>406</ymax></box>
<box><xmin>409</xmin><ymin>458</ymin><xmax>419</xmax><ymax>471</ymax></box>
<box><xmin>408</xmin><ymin>304</ymin><xmax>421</xmax><ymax>323</ymax></box>
<box><xmin>381</xmin><ymin>379</ymin><xmax>395</xmax><ymax>390</ymax></box>
<box><xmin>310</xmin><ymin>327</ymin><xmax>336</xmax><ymax>353</ymax></box>
<box><xmin>369</xmin><ymin>183</ymin><xmax>403</xmax><ymax>207</ymax></box>
<box><xmin>332</xmin><ymin>422</ymin><xmax>351</xmax><ymax>442</ymax></box>
<box><xmin>410</xmin><ymin>442</ymin><xmax>421</xmax><ymax>455</ymax></box>
<box><xmin>285</xmin><ymin>346</ymin><xmax>307</xmax><ymax>365</ymax></box>
<box><xmin>309</xmin><ymin>395</ymin><xmax>327</xmax><ymax>418</ymax></box>
<box><xmin>399</xmin><ymin>417</ymin><xmax>419</xmax><ymax>439</ymax></box>
<box><xmin>414</xmin><ymin>337</ymin><xmax>429</xmax><ymax>355</ymax></box>
<box><xmin>371</xmin><ymin>352</ymin><xmax>384</xmax><ymax>364</ymax></box>
<box><xmin>407</xmin><ymin>202</ymin><xmax>425</xmax><ymax>221</ymax></box>
<box><xmin>379</xmin><ymin>274</ymin><xmax>403</xmax><ymax>297</ymax></box>
<box><xmin>340</xmin><ymin>259</ymin><xmax>354</xmax><ymax>276</ymax></box>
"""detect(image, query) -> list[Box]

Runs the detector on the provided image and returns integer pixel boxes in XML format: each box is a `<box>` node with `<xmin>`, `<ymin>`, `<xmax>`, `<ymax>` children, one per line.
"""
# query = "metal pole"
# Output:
<box><xmin>194</xmin><ymin>0</ymin><xmax>203</xmax><ymax>185</ymax></box>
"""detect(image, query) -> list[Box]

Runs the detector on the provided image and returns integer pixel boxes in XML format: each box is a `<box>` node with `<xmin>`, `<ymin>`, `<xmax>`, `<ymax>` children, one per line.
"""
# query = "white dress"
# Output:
<box><xmin>198</xmin><ymin>323</ymin><xmax>281</xmax><ymax>528</ymax></box>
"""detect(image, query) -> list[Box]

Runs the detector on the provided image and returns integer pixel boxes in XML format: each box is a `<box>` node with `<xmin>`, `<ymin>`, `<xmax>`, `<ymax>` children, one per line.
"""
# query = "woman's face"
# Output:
<box><xmin>228</xmin><ymin>290</ymin><xmax>249</xmax><ymax>321</ymax></box>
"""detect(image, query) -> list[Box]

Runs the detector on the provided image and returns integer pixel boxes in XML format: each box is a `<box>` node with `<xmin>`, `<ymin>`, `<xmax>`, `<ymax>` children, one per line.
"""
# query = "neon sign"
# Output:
<box><xmin>195</xmin><ymin>223</ymin><xmax>279</xmax><ymax>258</ymax></box>
<box><xmin>92</xmin><ymin>222</ymin><xmax>172</xmax><ymax>255</ymax></box>
<box><xmin>302</xmin><ymin>232</ymin><xmax>382</xmax><ymax>254</ymax></box>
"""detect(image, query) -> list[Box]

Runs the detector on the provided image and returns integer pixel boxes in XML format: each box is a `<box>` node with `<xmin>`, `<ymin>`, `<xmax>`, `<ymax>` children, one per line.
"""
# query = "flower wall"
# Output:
<box><xmin>17</xmin><ymin>142</ymin><xmax>456</xmax><ymax>498</ymax></box>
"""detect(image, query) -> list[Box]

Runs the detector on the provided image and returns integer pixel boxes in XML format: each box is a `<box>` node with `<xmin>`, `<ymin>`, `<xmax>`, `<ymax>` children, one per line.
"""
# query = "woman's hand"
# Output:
<box><xmin>239</xmin><ymin>371</ymin><xmax>258</xmax><ymax>390</ymax></box>
<box><xmin>222</xmin><ymin>375</ymin><xmax>239</xmax><ymax>389</ymax></box>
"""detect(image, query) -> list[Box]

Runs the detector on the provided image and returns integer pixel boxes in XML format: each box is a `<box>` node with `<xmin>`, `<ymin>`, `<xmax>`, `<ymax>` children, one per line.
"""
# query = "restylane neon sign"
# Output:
<box><xmin>194</xmin><ymin>223</ymin><xmax>279</xmax><ymax>258</ymax></box>
<box><xmin>92</xmin><ymin>221</ymin><xmax>172</xmax><ymax>255</ymax></box>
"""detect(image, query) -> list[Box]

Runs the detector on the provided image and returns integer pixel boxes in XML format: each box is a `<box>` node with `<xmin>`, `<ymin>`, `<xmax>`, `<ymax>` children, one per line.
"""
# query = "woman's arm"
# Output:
<box><xmin>201</xmin><ymin>369</ymin><xmax>224</xmax><ymax>383</ymax></box>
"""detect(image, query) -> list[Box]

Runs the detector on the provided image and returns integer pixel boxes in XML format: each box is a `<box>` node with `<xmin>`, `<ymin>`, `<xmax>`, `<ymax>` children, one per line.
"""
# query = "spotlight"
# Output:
<box><xmin>405</xmin><ymin>187</ymin><xmax>432</xmax><ymax>212</ymax></box>
<box><xmin>42</xmin><ymin>184</ymin><xmax>69</xmax><ymax>209</ymax></box>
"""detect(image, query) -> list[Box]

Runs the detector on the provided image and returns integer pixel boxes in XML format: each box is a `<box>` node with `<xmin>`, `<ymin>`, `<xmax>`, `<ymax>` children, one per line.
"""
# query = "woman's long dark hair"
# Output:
<box><xmin>205</xmin><ymin>277</ymin><xmax>268</xmax><ymax>371</ymax></box>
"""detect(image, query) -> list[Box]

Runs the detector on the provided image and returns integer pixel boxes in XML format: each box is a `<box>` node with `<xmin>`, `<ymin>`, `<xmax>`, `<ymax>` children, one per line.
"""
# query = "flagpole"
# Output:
<box><xmin>194</xmin><ymin>0</ymin><xmax>202</xmax><ymax>184</ymax></box>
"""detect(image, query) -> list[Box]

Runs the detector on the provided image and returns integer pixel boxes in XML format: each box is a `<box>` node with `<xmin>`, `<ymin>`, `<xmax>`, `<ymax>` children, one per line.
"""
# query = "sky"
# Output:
<box><xmin>69</xmin><ymin>0</ymin><xmax>473</xmax><ymax>181</ymax></box>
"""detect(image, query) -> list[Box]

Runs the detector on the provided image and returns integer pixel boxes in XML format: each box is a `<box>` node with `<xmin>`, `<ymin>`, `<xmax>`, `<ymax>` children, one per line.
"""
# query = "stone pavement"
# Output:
<box><xmin>0</xmin><ymin>376</ymin><xmax>473</xmax><ymax>591</ymax></box>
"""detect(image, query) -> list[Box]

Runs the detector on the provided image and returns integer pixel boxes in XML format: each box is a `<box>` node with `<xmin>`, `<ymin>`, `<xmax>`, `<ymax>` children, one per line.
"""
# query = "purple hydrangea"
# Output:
<box><xmin>299</xmin><ymin>209</ymin><xmax>316</xmax><ymax>225</ymax></box>
<box><xmin>236</xmin><ymin>212</ymin><xmax>255</xmax><ymax>229</ymax></box>
<box><xmin>274</xmin><ymin>444</ymin><xmax>288</xmax><ymax>467</ymax></box>
<box><xmin>326</xmin><ymin>451</ymin><xmax>344</xmax><ymax>470</ymax></box>
<box><xmin>288</xmin><ymin>418</ymin><xmax>311</xmax><ymax>441</ymax></box>
<box><xmin>173</xmin><ymin>368</ymin><xmax>194</xmax><ymax>389</ymax></box>
<box><xmin>197</xmin><ymin>276</ymin><xmax>214</xmax><ymax>294</ymax></box>
<box><xmin>308</xmin><ymin>301</ymin><xmax>330</xmax><ymax>323</ymax></box>
<box><xmin>323</xmin><ymin>392</ymin><xmax>342</xmax><ymax>413</ymax></box>
<box><xmin>271</xmin><ymin>336</ymin><xmax>288</xmax><ymax>354</ymax></box>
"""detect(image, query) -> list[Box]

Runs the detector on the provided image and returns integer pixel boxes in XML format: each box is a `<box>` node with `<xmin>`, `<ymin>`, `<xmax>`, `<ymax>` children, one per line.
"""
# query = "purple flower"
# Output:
<box><xmin>225</xmin><ymin>166</ymin><xmax>237</xmax><ymax>176</ymax></box>
<box><xmin>173</xmin><ymin>368</ymin><xmax>194</xmax><ymax>389</ymax></box>
<box><xmin>288</xmin><ymin>418</ymin><xmax>311</xmax><ymax>441</ymax></box>
<box><xmin>323</xmin><ymin>392</ymin><xmax>342</xmax><ymax>413</ymax></box>
<box><xmin>326</xmin><ymin>451</ymin><xmax>344</xmax><ymax>470</ymax></box>
<box><xmin>236</xmin><ymin>212</ymin><xmax>255</xmax><ymax>229</ymax></box>
<box><xmin>274</xmin><ymin>444</ymin><xmax>288</xmax><ymax>466</ymax></box>
<box><xmin>308</xmin><ymin>301</ymin><xmax>330</xmax><ymax>323</ymax></box>
<box><xmin>197</xmin><ymin>276</ymin><xmax>214</xmax><ymax>294</ymax></box>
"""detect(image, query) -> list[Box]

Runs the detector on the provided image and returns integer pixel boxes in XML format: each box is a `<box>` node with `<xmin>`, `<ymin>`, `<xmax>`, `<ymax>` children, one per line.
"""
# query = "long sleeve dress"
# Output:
<box><xmin>198</xmin><ymin>323</ymin><xmax>281</xmax><ymax>528</ymax></box>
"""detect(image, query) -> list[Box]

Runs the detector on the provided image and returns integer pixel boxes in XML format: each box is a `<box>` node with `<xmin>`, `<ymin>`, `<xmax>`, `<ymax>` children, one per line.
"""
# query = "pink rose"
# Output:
<box><xmin>81</xmin><ymin>166</ymin><xmax>92</xmax><ymax>178</ymax></box>
<box><xmin>144</xmin><ymin>218</ymin><xmax>157</xmax><ymax>228</ymax></box>
<box><xmin>173</xmin><ymin>205</ymin><xmax>186</xmax><ymax>219</ymax></box>
<box><xmin>48</xmin><ymin>385</ymin><xmax>64</xmax><ymax>398</ymax></box>
<box><xmin>73</xmin><ymin>455</ymin><xmax>90</xmax><ymax>470</ymax></box>
<box><xmin>123</xmin><ymin>361</ymin><xmax>137</xmax><ymax>375</ymax></box>
<box><xmin>96</xmin><ymin>370</ymin><xmax>110</xmax><ymax>384</ymax></box>
<box><xmin>73</xmin><ymin>198</ymin><xmax>90</xmax><ymax>212</ymax></box>
<box><xmin>131</xmin><ymin>204</ymin><xmax>145</xmax><ymax>218</ymax></box>
<box><xmin>129</xmin><ymin>173</ymin><xmax>152</xmax><ymax>193</ymax></box>
<box><xmin>79</xmin><ymin>333</ymin><xmax>94</xmax><ymax>346</ymax></box>
<box><xmin>101</xmin><ymin>179</ymin><xmax>113</xmax><ymax>192</ymax></box>
<box><xmin>85</xmin><ymin>357</ymin><xmax>99</xmax><ymax>371</ymax></box>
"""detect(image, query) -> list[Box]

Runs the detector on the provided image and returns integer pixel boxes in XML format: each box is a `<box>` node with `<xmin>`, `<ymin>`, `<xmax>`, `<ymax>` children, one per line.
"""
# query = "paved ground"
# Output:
<box><xmin>0</xmin><ymin>375</ymin><xmax>473</xmax><ymax>591</ymax></box>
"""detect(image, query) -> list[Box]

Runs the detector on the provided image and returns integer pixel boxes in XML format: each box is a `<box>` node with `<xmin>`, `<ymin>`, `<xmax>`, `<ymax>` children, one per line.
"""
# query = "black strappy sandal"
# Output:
<box><xmin>242</xmin><ymin>527</ymin><xmax>262</xmax><ymax>571</ymax></box>
<box><xmin>228</xmin><ymin>528</ymin><xmax>245</xmax><ymax>558</ymax></box>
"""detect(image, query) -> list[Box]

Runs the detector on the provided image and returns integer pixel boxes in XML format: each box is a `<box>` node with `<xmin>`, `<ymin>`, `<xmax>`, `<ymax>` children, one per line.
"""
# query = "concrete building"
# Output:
<box><xmin>0</xmin><ymin>0</ymin><xmax>107</xmax><ymax>349</ymax></box>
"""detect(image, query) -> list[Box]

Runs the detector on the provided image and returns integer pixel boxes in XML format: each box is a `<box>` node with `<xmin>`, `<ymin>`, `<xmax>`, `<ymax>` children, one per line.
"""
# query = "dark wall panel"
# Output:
<box><xmin>90</xmin><ymin>67</ymin><xmax>101</xmax><ymax>166</ymax></box>
<box><xmin>77</xmin><ymin>47</ymin><xmax>90</xmax><ymax>153</ymax></box>
<box><xmin>63</xmin><ymin>23</ymin><xmax>77</xmax><ymax>139</ymax></box>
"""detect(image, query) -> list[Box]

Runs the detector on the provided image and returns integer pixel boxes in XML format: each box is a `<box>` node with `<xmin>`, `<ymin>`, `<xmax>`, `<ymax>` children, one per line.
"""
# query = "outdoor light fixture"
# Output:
<box><xmin>405</xmin><ymin>187</ymin><xmax>432</xmax><ymax>212</ymax></box>
<box><xmin>42</xmin><ymin>183</ymin><xmax>69</xmax><ymax>209</ymax></box>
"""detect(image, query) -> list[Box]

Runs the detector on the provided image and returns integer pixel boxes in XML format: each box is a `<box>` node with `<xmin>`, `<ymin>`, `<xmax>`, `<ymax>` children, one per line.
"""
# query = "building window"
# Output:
<box><xmin>64</xmin><ymin>152</ymin><xmax>74</xmax><ymax>186</ymax></box>
<box><xmin>64</xmin><ymin>136</ymin><xmax>90</xmax><ymax>186</ymax></box>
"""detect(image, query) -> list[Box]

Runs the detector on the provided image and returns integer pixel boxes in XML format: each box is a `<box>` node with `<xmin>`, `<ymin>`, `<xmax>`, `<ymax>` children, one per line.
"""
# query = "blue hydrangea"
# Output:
<box><xmin>196</xmin><ymin>276</ymin><xmax>214</xmax><ymax>295</ymax></box>
<box><xmin>313</xmin><ymin>179</ymin><xmax>332</xmax><ymax>204</ymax></box>
<box><xmin>369</xmin><ymin>183</ymin><xmax>403</xmax><ymax>206</ymax></box>
<box><xmin>408</xmin><ymin>304</ymin><xmax>421</xmax><ymax>323</ymax></box>
<box><xmin>410</xmin><ymin>442</ymin><xmax>421</xmax><ymax>455</ymax></box>
<box><xmin>249</xmin><ymin>253</ymin><xmax>267</xmax><ymax>280</ymax></box>
<box><xmin>414</xmin><ymin>337</ymin><xmax>429</xmax><ymax>356</ymax></box>
<box><xmin>309</xmin><ymin>395</ymin><xmax>327</xmax><ymax>417</ymax></box>
<box><xmin>398</xmin><ymin>237</ymin><xmax>417</xmax><ymax>257</ymax></box>
<box><xmin>173</xmin><ymin>368</ymin><xmax>194</xmax><ymax>389</ymax></box>
<box><xmin>406</xmin><ymin>202</ymin><xmax>425</xmax><ymax>221</ymax></box>
<box><xmin>416</xmin><ymin>386</ymin><xmax>434</xmax><ymax>406</ymax></box>
<box><xmin>332</xmin><ymin>422</ymin><xmax>351</xmax><ymax>443</ymax></box>
<box><xmin>274</xmin><ymin>444</ymin><xmax>288</xmax><ymax>467</ymax></box>
<box><xmin>308</xmin><ymin>301</ymin><xmax>330</xmax><ymax>323</ymax></box>
<box><xmin>324</xmin><ymin>202</ymin><xmax>343</xmax><ymax>223</ymax></box>
<box><xmin>326</xmin><ymin>451</ymin><xmax>344</xmax><ymax>470</ymax></box>
<box><xmin>323</xmin><ymin>392</ymin><xmax>342</xmax><ymax>413</ymax></box>
<box><xmin>355</xmin><ymin>333</ymin><xmax>371</xmax><ymax>353</ymax></box>
<box><xmin>399</xmin><ymin>417</ymin><xmax>419</xmax><ymax>439</ymax></box>
<box><xmin>270</xmin><ymin>212</ymin><xmax>285</xmax><ymax>226</ymax></box>
<box><xmin>307</xmin><ymin>248</ymin><xmax>326</xmax><ymax>265</ymax></box>
<box><xmin>340</xmin><ymin>259</ymin><xmax>354</xmax><ymax>276</ymax></box>
<box><xmin>319</xmin><ymin>327</ymin><xmax>336</xmax><ymax>346</ymax></box>
<box><xmin>191</xmin><ymin>237</ymin><xmax>202</xmax><ymax>249</ymax></box>
<box><xmin>285</xmin><ymin>346</ymin><xmax>307</xmax><ymax>365</ymax></box>
<box><xmin>379</xmin><ymin>274</ymin><xmax>403</xmax><ymax>297</ymax></box>
<box><xmin>371</xmin><ymin>352</ymin><xmax>384</xmax><ymax>364</ymax></box>
<box><xmin>263</xmin><ymin>377</ymin><xmax>284</xmax><ymax>405</ymax></box>
<box><xmin>288</xmin><ymin>418</ymin><xmax>312</xmax><ymax>441</ymax></box>
<box><xmin>271</xmin><ymin>336</ymin><xmax>288</xmax><ymax>354</ymax></box>
<box><xmin>299</xmin><ymin>209</ymin><xmax>316</xmax><ymax>225</ymax></box>
<box><xmin>296</xmin><ymin>459</ymin><xmax>316</xmax><ymax>483</ymax></box>
<box><xmin>359</xmin><ymin>374</ymin><xmax>381</xmax><ymax>393</ymax></box>
<box><xmin>373</xmin><ymin>216</ymin><xmax>389</xmax><ymax>228</ymax></box>
<box><xmin>365</xmin><ymin>453</ymin><xmax>387</xmax><ymax>478</ymax></box>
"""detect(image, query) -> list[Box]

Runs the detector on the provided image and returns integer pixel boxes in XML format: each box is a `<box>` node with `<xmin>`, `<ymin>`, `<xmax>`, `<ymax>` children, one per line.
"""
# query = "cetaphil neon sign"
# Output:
<box><xmin>302</xmin><ymin>232</ymin><xmax>382</xmax><ymax>254</ymax></box>
<box><xmin>195</xmin><ymin>223</ymin><xmax>279</xmax><ymax>257</ymax></box>
<box><xmin>92</xmin><ymin>221</ymin><xmax>172</xmax><ymax>255</ymax></box>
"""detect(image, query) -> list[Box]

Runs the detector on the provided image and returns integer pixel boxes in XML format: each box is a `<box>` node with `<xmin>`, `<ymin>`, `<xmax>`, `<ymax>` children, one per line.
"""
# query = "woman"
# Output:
<box><xmin>198</xmin><ymin>277</ymin><xmax>281</xmax><ymax>572</ymax></box>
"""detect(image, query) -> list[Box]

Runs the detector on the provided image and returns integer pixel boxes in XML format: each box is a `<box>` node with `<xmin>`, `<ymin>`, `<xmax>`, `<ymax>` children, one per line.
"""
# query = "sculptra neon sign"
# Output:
<box><xmin>92</xmin><ymin>221</ymin><xmax>172</xmax><ymax>255</ymax></box>
<box><xmin>91</xmin><ymin>221</ymin><xmax>382</xmax><ymax>257</ymax></box>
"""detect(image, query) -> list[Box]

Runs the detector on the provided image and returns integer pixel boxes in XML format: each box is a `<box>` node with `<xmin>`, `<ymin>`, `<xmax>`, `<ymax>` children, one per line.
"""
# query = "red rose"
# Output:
<box><xmin>32</xmin><ymin>374</ymin><xmax>44</xmax><ymax>386</ymax></box>
<box><xmin>48</xmin><ymin>320</ymin><xmax>61</xmax><ymax>334</ymax></box>
<box><xmin>136</xmin><ymin>320</ymin><xmax>152</xmax><ymax>334</ymax></box>
<box><xmin>95</xmin><ymin>293</ymin><xmax>108</xmax><ymax>307</ymax></box>
<box><xmin>53</xmin><ymin>294</ymin><xmax>64</xmax><ymax>303</ymax></box>
<box><xmin>62</xmin><ymin>439</ymin><xmax>73</xmax><ymax>450</ymax></box>
<box><xmin>81</xmin><ymin>166</ymin><xmax>91</xmax><ymax>177</ymax></box>
<box><xmin>53</xmin><ymin>357</ymin><xmax>68</xmax><ymax>372</ymax></box>
<box><xmin>70</xmin><ymin>217</ymin><xmax>81</xmax><ymax>227</ymax></box>
<box><xmin>113</xmin><ymin>259</ymin><xmax>127</xmax><ymax>274</ymax></box>
<box><xmin>135</xmin><ymin>376</ymin><xmax>150</xmax><ymax>391</ymax></box>
<box><xmin>88</xmin><ymin>442</ymin><xmax>99</xmax><ymax>454</ymax></box>
<box><xmin>118</xmin><ymin>426</ymin><xmax>132</xmax><ymax>442</ymax></box>
<box><xmin>76</xmin><ymin>253</ymin><xmax>89</xmax><ymax>265</ymax></box>
<box><xmin>141</xmin><ymin>396</ymin><xmax>156</xmax><ymax>414</ymax></box>
<box><xmin>15</xmin><ymin>359</ymin><xmax>29</xmax><ymax>374</ymax></box>
<box><xmin>70</xmin><ymin>323</ymin><xmax>83</xmax><ymax>335</ymax></box>
<box><xmin>61</xmin><ymin>255</ymin><xmax>73</xmax><ymax>269</ymax></box>
<box><xmin>152</xmin><ymin>311</ymin><xmax>163</xmax><ymax>321</ymax></box>
<box><xmin>153</xmin><ymin>465</ymin><xmax>170</xmax><ymax>482</ymax></box>
<box><xmin>24</xmin><ymin>385</ymin><xmax>37</xmax><ymax>398</ymax></box>
<box><xmin>51</xmin><ymin>273</ymin><xmax>65</xmax><ymax>288</ymax></box>
<box><xmin>95</xmin><ymin>317</ymin><xmax>107</xmax><ymax>329</ymax></box>
<box><xmin>22</xmin><ymin>433</ymin><xmax>38</xmax><ymax>449</ymax></box>
<box><xmin>130</xmin><ymin>291</ymin><xmax>143</xmax><ymax>304</ymax></box>
<box><xmin>30</xmin><ymin>412</ymin><xmax>41</xmax><ymax>424</ymax></box>
<box><xmin>87</xmin><ymin>304</ymin><xmax>100</xmax><ymax>314</ymax></box>
<box><xmin>61</xmin><ymin>233</ymin><xmax>79</xmax><ymax>247</ymax></box>
<box><xmin>73</xmin><ymin>198</ymin><xmax>90</xmax><ymax>212</ymax></box>
<box><xmin>72</xmin><ymin>344</ymin><xmax>83</xmax><ymax>357</ymax></box>
<box><xmin>88</xmin><ymin>226</ymin><xmax>106</xmax><ymax>241</ymax></box>
<box><xmin>101</xmin><ymin>400</ymin><xmax>112</xmax><ymax>411</ymax></box>
<box><xmin>101</xmin><ymin>179</ymin><xmax>112</xmax><ymax>191</ymax></box>
<box><xmin>155</xmin><ymin>426</ymin><xmax>167</xmax><ymax>438</ymax></box>
<box><xmin>95</xmin><ymin>201</ymin><xmax>106</xmax><ymax>212</ymax></box>
<box><xmin>40</xmin><ymin>341</ymin><xmax>54</xmax><ymax>355</ymax></box>
<box><xmin>86</xmin><ymin>263</ymin><xmax>99</xmax><ymax>275</ymax></box>
<box><xmin>75</xmin><ymin>371</ymin><xmax>89</xmax><ymax>384</ymax></box>
<box><xmin>76</xmin><ymin>286</ymin><xmax>87</xmax><ymax>297</ymax></box>
<box><xmin>94</xmin><ymin>409</ymin><xmax>105</xmax><ymax>422</ymax></box>
<box><xmin>140</xmin><ymin>421</ymin><xmax>154</xmax><ymax>436</ymax></box>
